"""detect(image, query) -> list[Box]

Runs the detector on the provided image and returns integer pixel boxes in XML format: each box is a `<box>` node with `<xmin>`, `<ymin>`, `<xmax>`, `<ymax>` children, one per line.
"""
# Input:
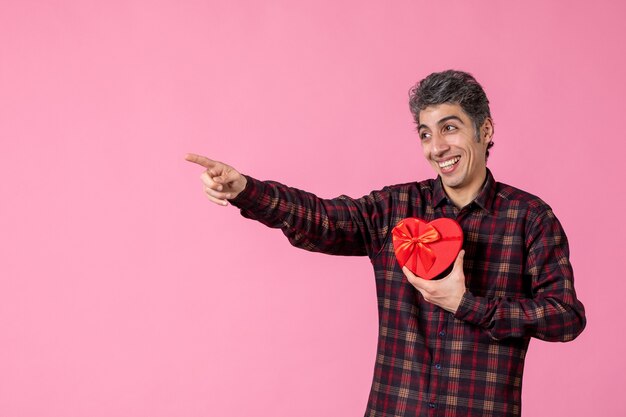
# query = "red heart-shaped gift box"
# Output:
<box><xmin>392</xmin><ymin>217</ymin><xmax>463</xmax><ymax>280</ymax></box>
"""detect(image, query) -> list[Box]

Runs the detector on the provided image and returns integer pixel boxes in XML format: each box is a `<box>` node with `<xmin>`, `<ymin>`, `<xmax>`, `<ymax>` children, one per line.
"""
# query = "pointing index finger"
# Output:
<box><xmin>185</xmin><ymin>153</ymin><xmax>216</xmax><ymax>169</ymax></box>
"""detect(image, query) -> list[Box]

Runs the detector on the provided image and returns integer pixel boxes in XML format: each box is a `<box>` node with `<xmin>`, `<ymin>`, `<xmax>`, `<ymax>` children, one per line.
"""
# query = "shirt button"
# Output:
<box><xmin>435</xmin><ymin>363</ymin><xmax>442</xmax><ymax>370</ymax></box>
<box><xmin>428</xmin><ymin>402</ymin><xmax>437</xmax><ymax>409</ymax></box>
<box><xmin>438</xmin><ymin>331</ymin><xmax>446</xmax><ymax>337</ymax></box>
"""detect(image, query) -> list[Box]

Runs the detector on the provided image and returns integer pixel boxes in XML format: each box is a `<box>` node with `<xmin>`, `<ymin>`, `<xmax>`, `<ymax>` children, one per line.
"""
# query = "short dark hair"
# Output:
<box><xmin>409</xmin><ymin>70</ymin><xmax>494</xmax><ymax>158</ymax></box>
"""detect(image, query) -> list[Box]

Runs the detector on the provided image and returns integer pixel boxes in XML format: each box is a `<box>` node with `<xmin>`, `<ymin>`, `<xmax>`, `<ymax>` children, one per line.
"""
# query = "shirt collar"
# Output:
<box><xmin>474</xmin><ymin>169</ymin><xmax>497</xmax><ymax>212</ymax></box>
<box><xmin>432</xmin><ymin>176</ymin><xmax>449</xmax><ymax>208</ymax></box>
<box><xmin>432</xmin><ymin>169</ymin><xmax>497</xmax><ymax>212</ymax></box>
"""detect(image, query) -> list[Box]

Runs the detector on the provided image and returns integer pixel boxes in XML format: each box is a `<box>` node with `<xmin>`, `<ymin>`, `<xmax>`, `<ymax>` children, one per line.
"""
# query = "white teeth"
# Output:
<box><xmin>438</xmin><ymin>157</ymin><xmax>460</xmax><ymax>168</ymax></box>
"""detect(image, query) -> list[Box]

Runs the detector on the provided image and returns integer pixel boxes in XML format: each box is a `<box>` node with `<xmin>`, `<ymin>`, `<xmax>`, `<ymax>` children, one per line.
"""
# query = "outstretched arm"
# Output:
<box><xmin>185</xmin><ymin>153</ymin><xmax>391</xmax><ymax>258</ymax></box>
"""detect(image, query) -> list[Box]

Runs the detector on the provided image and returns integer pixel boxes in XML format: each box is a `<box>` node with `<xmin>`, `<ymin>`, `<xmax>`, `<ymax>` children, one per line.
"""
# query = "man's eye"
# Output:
<box><xmin>420</xmin><ymin>132</ymin><xmax>431</xmax><ymax>140</ymax></box>
<box><xmin>444</xmin><ymin>125</ymin><xmax>457</xmax><ymax>132</ymax></box>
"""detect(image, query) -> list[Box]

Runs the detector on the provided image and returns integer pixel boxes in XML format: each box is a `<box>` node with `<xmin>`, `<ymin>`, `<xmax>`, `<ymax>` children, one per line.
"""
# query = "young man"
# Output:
<box><xmin>186</xmin><ymin>70</ymin><xmax>586</xmax><ymax>417</ymax></box>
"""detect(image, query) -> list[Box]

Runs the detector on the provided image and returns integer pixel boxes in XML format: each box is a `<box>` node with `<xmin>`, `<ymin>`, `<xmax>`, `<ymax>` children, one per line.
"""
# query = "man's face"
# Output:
<box><xmin>417</xmin><ymin>103</ymin><xmax>492</xmax><ymax>197</ymax></box>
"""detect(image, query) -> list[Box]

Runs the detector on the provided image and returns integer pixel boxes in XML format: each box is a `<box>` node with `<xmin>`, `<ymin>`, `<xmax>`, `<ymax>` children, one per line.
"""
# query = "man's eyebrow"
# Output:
<box><xmin>418</xmin><ymin>115</ymin><xmax>465</xmax><ymax>131</ymax></box>
<box><xmin>437</xmin><ymin>115</ymin><xmax>465</xmax><ymax>125</ymax></box>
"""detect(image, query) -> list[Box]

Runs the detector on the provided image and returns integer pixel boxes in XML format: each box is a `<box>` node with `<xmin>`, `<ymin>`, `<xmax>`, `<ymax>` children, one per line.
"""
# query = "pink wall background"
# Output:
<box><xmin>1</xmin><ymin>1</ymin><xmax>623</xmax><ymax>416</ymax></box>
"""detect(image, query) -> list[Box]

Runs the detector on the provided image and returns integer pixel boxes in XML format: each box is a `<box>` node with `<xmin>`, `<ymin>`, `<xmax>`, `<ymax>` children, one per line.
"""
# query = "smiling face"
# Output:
<box><xmin>418</xmin><ymin>103</ymin><xmax>493</xmax><ymax>207</ymax></box>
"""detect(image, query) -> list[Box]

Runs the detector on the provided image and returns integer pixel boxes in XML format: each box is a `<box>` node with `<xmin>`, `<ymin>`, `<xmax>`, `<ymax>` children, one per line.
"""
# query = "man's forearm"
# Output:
<box><xmin>454</xmin><ymin>290</ymin><xmax>586</xmax><ymax>342</ymax></box>
<box><xmin>229</xmin><ymin>175</ymin><xmax>373</xmax><ymax>257</ymax></box>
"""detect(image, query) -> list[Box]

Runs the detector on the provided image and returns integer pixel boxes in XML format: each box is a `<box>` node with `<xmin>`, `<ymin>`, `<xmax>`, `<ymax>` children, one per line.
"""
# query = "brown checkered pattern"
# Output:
<box><xmin>230</xmin><ymin>169</ymin><xmax>586</xmax><ymax>417</ymax></box>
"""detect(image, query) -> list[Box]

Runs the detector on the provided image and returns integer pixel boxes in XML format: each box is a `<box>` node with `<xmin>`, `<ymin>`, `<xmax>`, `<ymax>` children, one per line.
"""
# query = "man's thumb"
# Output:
<box><xmin>455</xmin><ymin>249</ymin><xmax>465</xmax><ymax>266</ymax></box>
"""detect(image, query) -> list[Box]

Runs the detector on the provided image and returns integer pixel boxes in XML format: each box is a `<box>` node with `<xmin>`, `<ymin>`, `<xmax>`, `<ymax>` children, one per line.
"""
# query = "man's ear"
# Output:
<box><xmin>481</xmin><ymin>117</ymin><xmax>494</xmax><ymax>143</ymax></box>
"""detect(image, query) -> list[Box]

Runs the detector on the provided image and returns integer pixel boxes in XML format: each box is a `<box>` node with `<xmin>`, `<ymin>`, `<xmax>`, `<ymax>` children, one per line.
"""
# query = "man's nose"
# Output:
<box><xmin>431</xmin><ymin>133</ymin><xmax>450</xmax><ymax>156</ymax></box>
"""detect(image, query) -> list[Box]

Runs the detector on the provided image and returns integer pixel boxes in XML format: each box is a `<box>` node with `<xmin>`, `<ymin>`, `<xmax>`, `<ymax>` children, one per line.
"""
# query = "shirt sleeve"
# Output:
<box><xmin>228</xmin><ymin>175</ymin><xmax>392</xmax><ymax>258</ymax></box>
<box><xmin>454</xmin><ymin>208</ymin><xmax>586</xmax><ymax>342</ymax></box>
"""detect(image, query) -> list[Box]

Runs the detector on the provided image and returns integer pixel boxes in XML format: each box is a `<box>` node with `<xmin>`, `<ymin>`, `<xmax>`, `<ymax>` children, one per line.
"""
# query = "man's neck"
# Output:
<box><xmin>443</xmin><ymin>170</ymin><xmax>487</xmax><ymax>209</ymax></box>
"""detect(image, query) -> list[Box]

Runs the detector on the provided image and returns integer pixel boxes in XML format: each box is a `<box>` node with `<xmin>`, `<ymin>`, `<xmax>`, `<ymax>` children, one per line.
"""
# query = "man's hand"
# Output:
<box><xmin>185</xmin><ymin>153</ymin><xmax>247</xmax><ymax>206</ymax></box>
<box><xmin>402</xmin><ymin>250</ymin><xmax>467</xmax><ymax>313</ymax></box>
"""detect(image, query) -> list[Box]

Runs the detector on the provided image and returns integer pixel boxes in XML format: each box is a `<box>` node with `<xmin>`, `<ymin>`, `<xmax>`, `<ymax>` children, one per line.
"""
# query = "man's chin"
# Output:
<box><xmin>441</xmin><ymin>176</ymin><xmax>465</xmax><ymax>190</ymax></box>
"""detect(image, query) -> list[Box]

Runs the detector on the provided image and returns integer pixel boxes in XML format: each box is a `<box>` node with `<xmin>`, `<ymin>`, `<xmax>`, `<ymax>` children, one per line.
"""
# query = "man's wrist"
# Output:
<box><xmin>228</xmin><ymin>174</ymin><xmax>260</xmax><ymax>208</ymax></box>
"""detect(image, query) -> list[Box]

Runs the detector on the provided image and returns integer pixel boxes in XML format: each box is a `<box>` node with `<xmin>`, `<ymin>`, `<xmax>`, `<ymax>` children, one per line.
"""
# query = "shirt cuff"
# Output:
<box><xmin>454</xmin><ymin>291</ymin><xmax>488</xmax><ymax>328</ymax></box>
<box><xmin>228</xmin><ymin>175</ymin><xmax>265</xmax><ymax>210</ymax></box>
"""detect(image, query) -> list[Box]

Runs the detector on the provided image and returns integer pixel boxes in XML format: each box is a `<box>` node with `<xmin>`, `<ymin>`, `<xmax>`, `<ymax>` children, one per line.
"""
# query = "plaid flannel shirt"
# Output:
<box><xmin>230</xmin><ymin>169</ymin><xmax>586</xmax><ymax>417</ymax></box>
